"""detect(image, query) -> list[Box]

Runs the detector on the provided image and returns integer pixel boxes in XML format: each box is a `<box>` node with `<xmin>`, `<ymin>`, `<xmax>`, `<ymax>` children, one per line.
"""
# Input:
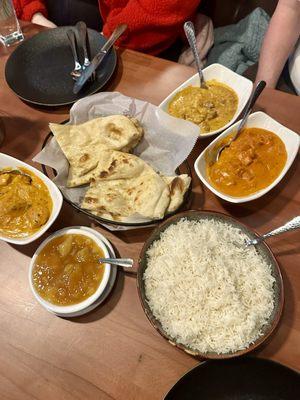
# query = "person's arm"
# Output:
<box><xmin>18</xmin><ymin>0</ymin><xmax>56</xmax><ymax>27</ymax></box>
<box><xmin>255</xmin><ymin>0</ymin><xmax>300</xmax><ymax>88</ymax></box>
<box><xmin>99</xmin><ymin>0</ymin><xmax>201</xmax><ymax>55</ymax></box>
<box><xmin>31</xmin><ymin>12</ymin><xmax>56</xmax><ymax>28</ymax></box>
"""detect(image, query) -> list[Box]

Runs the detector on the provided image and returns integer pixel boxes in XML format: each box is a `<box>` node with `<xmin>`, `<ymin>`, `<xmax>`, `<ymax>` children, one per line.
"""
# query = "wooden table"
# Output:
<box><xmin>0</xmin><ymin>23</ymin><xmax>299</xmax><ymax>400</ymax></box>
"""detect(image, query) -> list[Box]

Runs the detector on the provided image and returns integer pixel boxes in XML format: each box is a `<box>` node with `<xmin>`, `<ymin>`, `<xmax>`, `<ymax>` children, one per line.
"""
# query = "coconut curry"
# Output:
<box><xmin>207</xmin><ymin>128</ymin><xmax>287</xmax><ymax>197</ymax></box>
<box><xmin>0</xmin><ymin>167</ymin><xmax>52</xmax><ymax>238</ymax></box>
<box><xmin>32</xmin><ymin>234</ymin><xmax>105</xmax><ymax>306</ymax></box>
<box><xmin>168</xmin><ymin>80</ymin><xmax>238</xmax><ymax>134</ymax></box>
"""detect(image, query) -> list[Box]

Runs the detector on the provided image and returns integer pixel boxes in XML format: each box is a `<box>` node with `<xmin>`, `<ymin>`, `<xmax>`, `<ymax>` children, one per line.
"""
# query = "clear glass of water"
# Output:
<box><xmin>0</xmin><ymin>0</ymin><xmax>24</xmax><ymax>47</ymax></box>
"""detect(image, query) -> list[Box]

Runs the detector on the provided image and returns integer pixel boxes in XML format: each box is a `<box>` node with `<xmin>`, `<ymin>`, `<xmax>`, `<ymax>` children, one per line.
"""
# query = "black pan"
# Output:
<box><xmin>5</xmin><ymin>26</ymin><xmax>117</xmax><ymax>107</ymax></box>
<box><xmin>165</xmin><ymin>357</ymin><xmax>300</xmax><ymax>399</ymax></box>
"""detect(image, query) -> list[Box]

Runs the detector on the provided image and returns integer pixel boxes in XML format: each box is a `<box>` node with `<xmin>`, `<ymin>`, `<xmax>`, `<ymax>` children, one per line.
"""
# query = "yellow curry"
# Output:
<box><xmin>207</xmin><ymin>128</ymin><xmax>287</xmax><ymax>197</ymax></box>
<box><xmin>0</xmin><ymin>167</ymin><xmax>52</xmax><ymax>238</ymax></box>
<box><xmin>32</xmin><ymin>234</ymin><xmax>105</xmax><ymax>306</ymax></box>
<box><xmin>168</xmin><ymin>80</ymin><xmax>238</xmax><ymax>134</ymax></box>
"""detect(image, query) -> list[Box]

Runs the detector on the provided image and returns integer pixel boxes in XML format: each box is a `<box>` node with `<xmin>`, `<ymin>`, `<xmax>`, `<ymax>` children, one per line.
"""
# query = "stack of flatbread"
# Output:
<box><xmin>50</xmin><ymin>115</ymin><xmax>191</xmax><ymax>222</ymax></box>
<box><xmin>49</xmin><ymin>115</ymin><xmax>143</xmax><ymax>187</ymax></box>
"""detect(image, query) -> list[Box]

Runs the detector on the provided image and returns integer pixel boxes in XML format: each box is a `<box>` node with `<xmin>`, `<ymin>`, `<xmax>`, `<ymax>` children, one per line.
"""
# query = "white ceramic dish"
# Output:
<box><xmin>194</xmin><ymin>111</ymin><xmax>300</xmax><ymax>203</ymax></box>
<box><xmin>0</xmin><ymin>152</ymin><xmax>63</xmax><ymax>245</ymax></box>
<box><xmin>159</xmin><ymin>63</ymin><xmax>253</xmax><ymax>138</ymax></box>
<box><xmin>29</xmin><ymin>227</ymin><xmax>112</xmax><ymax>316</ymax></box>
<box><xmin>47</xmin><ymin>227</ymin><xmax>117</xmax><ymax>318</ymax></box>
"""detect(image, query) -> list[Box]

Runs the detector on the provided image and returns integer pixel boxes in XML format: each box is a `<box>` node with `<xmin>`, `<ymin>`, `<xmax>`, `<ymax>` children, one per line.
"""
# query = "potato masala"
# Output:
<box><xmin>32</xmin><ymin>234</ymin><xmax>106</xmax><ymax>306</ymax></box>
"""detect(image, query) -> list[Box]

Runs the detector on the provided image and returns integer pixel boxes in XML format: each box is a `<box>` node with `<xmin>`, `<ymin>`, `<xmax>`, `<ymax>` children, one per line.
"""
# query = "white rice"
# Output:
<box><xmin>144</xmin><ymin>218</ymin><xmax>275</xmax><ymax>354</ymax></box>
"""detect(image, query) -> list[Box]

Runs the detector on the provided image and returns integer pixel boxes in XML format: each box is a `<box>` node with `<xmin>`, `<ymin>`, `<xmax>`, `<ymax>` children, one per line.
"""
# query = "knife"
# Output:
<box><xmin>73</xmin><ymin>24</ymin><xmax>127</xmax><ymax>94</ymax></box>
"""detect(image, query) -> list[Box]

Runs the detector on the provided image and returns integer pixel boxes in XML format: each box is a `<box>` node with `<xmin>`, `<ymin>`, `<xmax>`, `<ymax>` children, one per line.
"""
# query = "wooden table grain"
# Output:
<box><xmin>0</xmin><ymin>23</ymin><xmax>299</xmax><ymax>400</ymax></box>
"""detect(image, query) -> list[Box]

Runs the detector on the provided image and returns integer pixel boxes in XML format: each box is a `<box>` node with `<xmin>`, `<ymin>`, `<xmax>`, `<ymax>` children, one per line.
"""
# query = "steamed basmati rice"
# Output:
<box><xmin>144</xmin><ymin>218</ymin><xmax>275</xmax><ymax>354</ymax></box>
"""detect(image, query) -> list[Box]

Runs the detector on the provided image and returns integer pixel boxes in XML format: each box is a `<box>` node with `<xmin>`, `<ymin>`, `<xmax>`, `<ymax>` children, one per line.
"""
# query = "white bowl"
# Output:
<box><xmin>0</xmin><ymin>152</ymin><xmax>63</xmax><ymax>245</ymax></box>
<box><xmin>159</xmin><ymin>63</ymin><xmax>253</xmax><ymax>138</ymax></box>
<box><xmin>29</xmin><ymin>227</ymin><xmax>111</xmax><ymax>316</ymax></box>
<box><xmin>194</xmin><ymin>111</ymin><xmax>300</xmax><ymax>203</ymax></box>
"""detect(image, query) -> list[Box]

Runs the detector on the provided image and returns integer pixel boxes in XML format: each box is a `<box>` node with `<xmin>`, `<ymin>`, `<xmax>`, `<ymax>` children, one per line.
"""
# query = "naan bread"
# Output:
<box><xmin>49</xmin><ymin>115</ymin><xmax>143</xmax><ymax>187</ymax></box>
<box><xmin>81</xmin><ymin>151</ymin><xmax>171</xmax><ymax>221</ymax></box>
<box><xmin>163</xmin><ymin>175</ymin><xmax>191</xmax><ymax>213</ymax></box>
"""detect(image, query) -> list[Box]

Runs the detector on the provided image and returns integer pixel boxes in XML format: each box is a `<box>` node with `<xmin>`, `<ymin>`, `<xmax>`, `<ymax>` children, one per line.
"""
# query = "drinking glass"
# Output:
<box><xmin>0</xmin><ymin>0</ymin><xmax>24</xmax><ymax>47</ymax></box>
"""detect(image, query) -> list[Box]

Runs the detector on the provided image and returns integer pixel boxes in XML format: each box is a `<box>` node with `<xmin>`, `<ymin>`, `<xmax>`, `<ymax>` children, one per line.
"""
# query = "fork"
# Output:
<box><xmin>67</xmin><ymin>29</ymin><xmax>82</xmax><ymax>80</ymax></box>
<box><xmin>76</xmin><ymin>21</ymin><xmax>90</xmax><ymax>68</ymax></box>
<box><xmin>76</xmin><ymin>21</ymin><xmax>96</xmax><ymax>82</ymax></box>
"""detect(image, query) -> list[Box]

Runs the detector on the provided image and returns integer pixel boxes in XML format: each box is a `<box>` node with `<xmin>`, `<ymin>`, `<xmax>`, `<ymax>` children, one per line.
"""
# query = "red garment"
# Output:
<box><xmin>99</xmin><ymin>0</ymin><xmax>201</xmax><ymax>55</ymax></box>
<box><xmin>13</xmin><ymin>0</ymin><xmax>47</xmax><ymax>22</ymax></box>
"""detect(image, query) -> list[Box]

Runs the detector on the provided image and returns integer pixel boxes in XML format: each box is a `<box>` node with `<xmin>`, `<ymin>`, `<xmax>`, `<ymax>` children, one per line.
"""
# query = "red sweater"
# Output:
<box><xmin>13</xmin><ymin>0</ymin><xmax>200</xmax><ymax>55</ymax></box>
<box><xmin>13</xmin><ymin>0</ymin><xmax>47</xmax><ymax>21</ymax></box>
<box><xmin>99</xmin><ymin>0</ymin><xmax>201</xmax><ymax>55</ymax></box>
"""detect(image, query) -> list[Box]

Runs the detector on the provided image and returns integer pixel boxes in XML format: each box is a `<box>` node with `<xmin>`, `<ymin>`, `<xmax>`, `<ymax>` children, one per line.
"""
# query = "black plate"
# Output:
<box><xmin>5</xmin><ymin>27</ymin><xmax>117</xmax><ymax>107</ymax></box>
<box><xmin>165</xmin><ymin>357</ymin><xmax>300</xmax><ymax>399</ymax></box>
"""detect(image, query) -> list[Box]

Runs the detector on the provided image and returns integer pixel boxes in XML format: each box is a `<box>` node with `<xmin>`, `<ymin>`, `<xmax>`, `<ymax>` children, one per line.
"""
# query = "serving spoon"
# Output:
<box><xmin>184</xmin><ymin>21</ymin><xmax>207</xmax><ymax>89</ymax></box>
<box><xmin>99</xmin><ymin>258</ymin><xmax>134</xmax><ymax>268</ymax></box>
<box><xmin>243</xmin><ymin>216</ymin><xmax>300</xmax><ymax>247</ymax></box>
<box><xmin>0</xmin><ymin>168</ymin><xmax>32</xmax><ymax>182</ymax></box>
<box><xmin>214</xmin><ymin>80</ymin><xmax>266</xmax><ymax>162</ymax></box>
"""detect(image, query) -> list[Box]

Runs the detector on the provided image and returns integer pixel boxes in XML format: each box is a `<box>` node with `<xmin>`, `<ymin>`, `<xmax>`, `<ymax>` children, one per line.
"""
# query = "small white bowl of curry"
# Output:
<box><xmin>194</xmin><ymin>112</ymin><xmax>300</xmax><ymax>203</ymax></box>
<box><xmin>0</xmin><ymin>153</ymin><xmax>63</xmax><ymax>245</ymax></box>
<box><xmin>159</xmin><ymin>63</ymin><xmax>253</xmax><ymax>137</ymax></box>
<box><xmin>29</xmin><ymin>227</ymin><xmax>111</xmax><ymax>316</ymax></box>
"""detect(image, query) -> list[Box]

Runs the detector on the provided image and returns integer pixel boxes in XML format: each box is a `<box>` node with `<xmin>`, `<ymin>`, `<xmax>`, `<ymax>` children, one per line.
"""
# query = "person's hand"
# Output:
<box><xmin>31</xmin><ymin>13</ymin><xmax>57</xmax><ymax>28</ymax></box>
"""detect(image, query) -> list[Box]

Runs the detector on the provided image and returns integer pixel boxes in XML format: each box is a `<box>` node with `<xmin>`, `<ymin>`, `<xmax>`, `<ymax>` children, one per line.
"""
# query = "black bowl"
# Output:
<box><xmin>165</xmin><ymin>357</ymin><xmax>299</xmax><ymax>399</ymax></box>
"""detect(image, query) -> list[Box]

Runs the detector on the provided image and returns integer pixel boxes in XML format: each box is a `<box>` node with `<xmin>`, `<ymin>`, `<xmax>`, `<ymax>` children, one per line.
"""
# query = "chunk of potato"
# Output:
<box><xmin>57</xmin><ymin>236</ymin><xmax>73</xmax><ymax>257</ymax></box>
<box><xmin>76</xmin><ymin>247</ymin><xmax>90</xmax><ymax>262</ymax></box>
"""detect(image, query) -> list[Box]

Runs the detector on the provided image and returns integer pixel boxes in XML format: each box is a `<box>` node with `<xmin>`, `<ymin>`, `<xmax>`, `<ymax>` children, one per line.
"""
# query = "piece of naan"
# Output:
<box><xmin>163</xmin><ymin>175</ymin><xmax>191</xmax><ymax>213</ymax></box>
<box><xmin>49</xmin><ymin>115</ymin><xmax>143</xmax><ymax>187</ymax></box>
<box><xmin>81</xmin><ymin>151</ymin><xmax>171</xmax><ymax>221</ymax></box>
<box><xmin>81</xmin><ymin>151</ymin><xmax>191</xmax><ymax>222</ymax></box>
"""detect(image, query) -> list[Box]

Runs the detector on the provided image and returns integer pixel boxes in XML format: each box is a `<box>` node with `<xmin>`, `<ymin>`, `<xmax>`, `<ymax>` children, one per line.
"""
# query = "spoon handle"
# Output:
<box><xmin>99</xmin><ymin>258</ymin><xmax>133</xmax><ymax>268</ymax></box>
<box><xmin>215</xmin><ymin>80</ymin><xmax>266</xmax><ymax>162</ymax></box>
<box><xmin>184</xmin><ymin>21</ymin><xmax>205</xmax><ymax>87</ymax></box>
<box><xmin>261</xmin><ymin>216</ymin><xmax>300</xmax><ymax>241</ymax></box>
<box><xmin>248</xmin><ymin>216</ymin><xmax>300</xmax><ymax>246</ymax></box>
<box><xmin>236</xmin><ymin>80</ymin><xmax>266</xmax><ymax>134</ymax></box>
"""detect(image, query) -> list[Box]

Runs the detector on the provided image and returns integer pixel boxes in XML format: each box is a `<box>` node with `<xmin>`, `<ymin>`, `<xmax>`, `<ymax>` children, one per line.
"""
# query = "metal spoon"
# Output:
<box><xmin>99</xmin><ymin>258</ymin><xmax>133</xmax><ymax>268</ymax></box>
<box><xmin>244</xmin><ymin>216</ymin><xmax>300</xmax><ymax>247</ymax></box>
<box><xmin>184</xmin><ymin>21</ymin><xmax>207</xmax><ymax>89</ymax></box>
<box><xmin>0</xmin><ymin>168</ymin><xmax>32</xmax><ymax>182</ymax></box>
<box><xmin>215</xmin><ymin>80</ymin><xmax>266</xmax><ymax>162</ymax></box>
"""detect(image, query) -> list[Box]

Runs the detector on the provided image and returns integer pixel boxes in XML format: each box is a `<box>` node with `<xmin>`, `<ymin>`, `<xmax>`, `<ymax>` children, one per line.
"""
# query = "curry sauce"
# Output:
<box><xmin>207</xmin><ymin>128</ymin><xmax>287</xmax><ymax>197</ymax></box>
<box><xmin>32</xmin><ymin>234</ymin><xmax>105</xmax><ymax>306</ymax></box>
<box><xmin>168</xmin><ymin>80</ymin><xmax>238</xmax><ymax>134</ymax></box>
<box><xmin>0</xmin><ymin>167</ymin><xmax>52</xmax><ymax>238</ymax></box>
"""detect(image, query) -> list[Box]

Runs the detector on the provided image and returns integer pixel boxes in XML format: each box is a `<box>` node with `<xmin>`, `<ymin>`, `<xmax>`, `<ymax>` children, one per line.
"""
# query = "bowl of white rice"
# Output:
<box><xmin>137</xmin><ymin>210</ymin><xmax>283</xmax><ymax>359</ymax></box>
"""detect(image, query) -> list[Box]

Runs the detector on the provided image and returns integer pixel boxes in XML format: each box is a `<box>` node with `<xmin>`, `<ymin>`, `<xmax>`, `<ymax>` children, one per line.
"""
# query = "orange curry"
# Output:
<box><xmin>0</xmin><ymin>167</ymin><xmax>52</xmax><ymax>238</ymax></box>
<box><xmin>207</xmin><ymin>128</ymin><xmax>287</xmax><ymax>197</ymax></box>
<box><xmin>32</xmin><ymin>234</ymin><xmax>105</xmax><ymax>306</ymax></box>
